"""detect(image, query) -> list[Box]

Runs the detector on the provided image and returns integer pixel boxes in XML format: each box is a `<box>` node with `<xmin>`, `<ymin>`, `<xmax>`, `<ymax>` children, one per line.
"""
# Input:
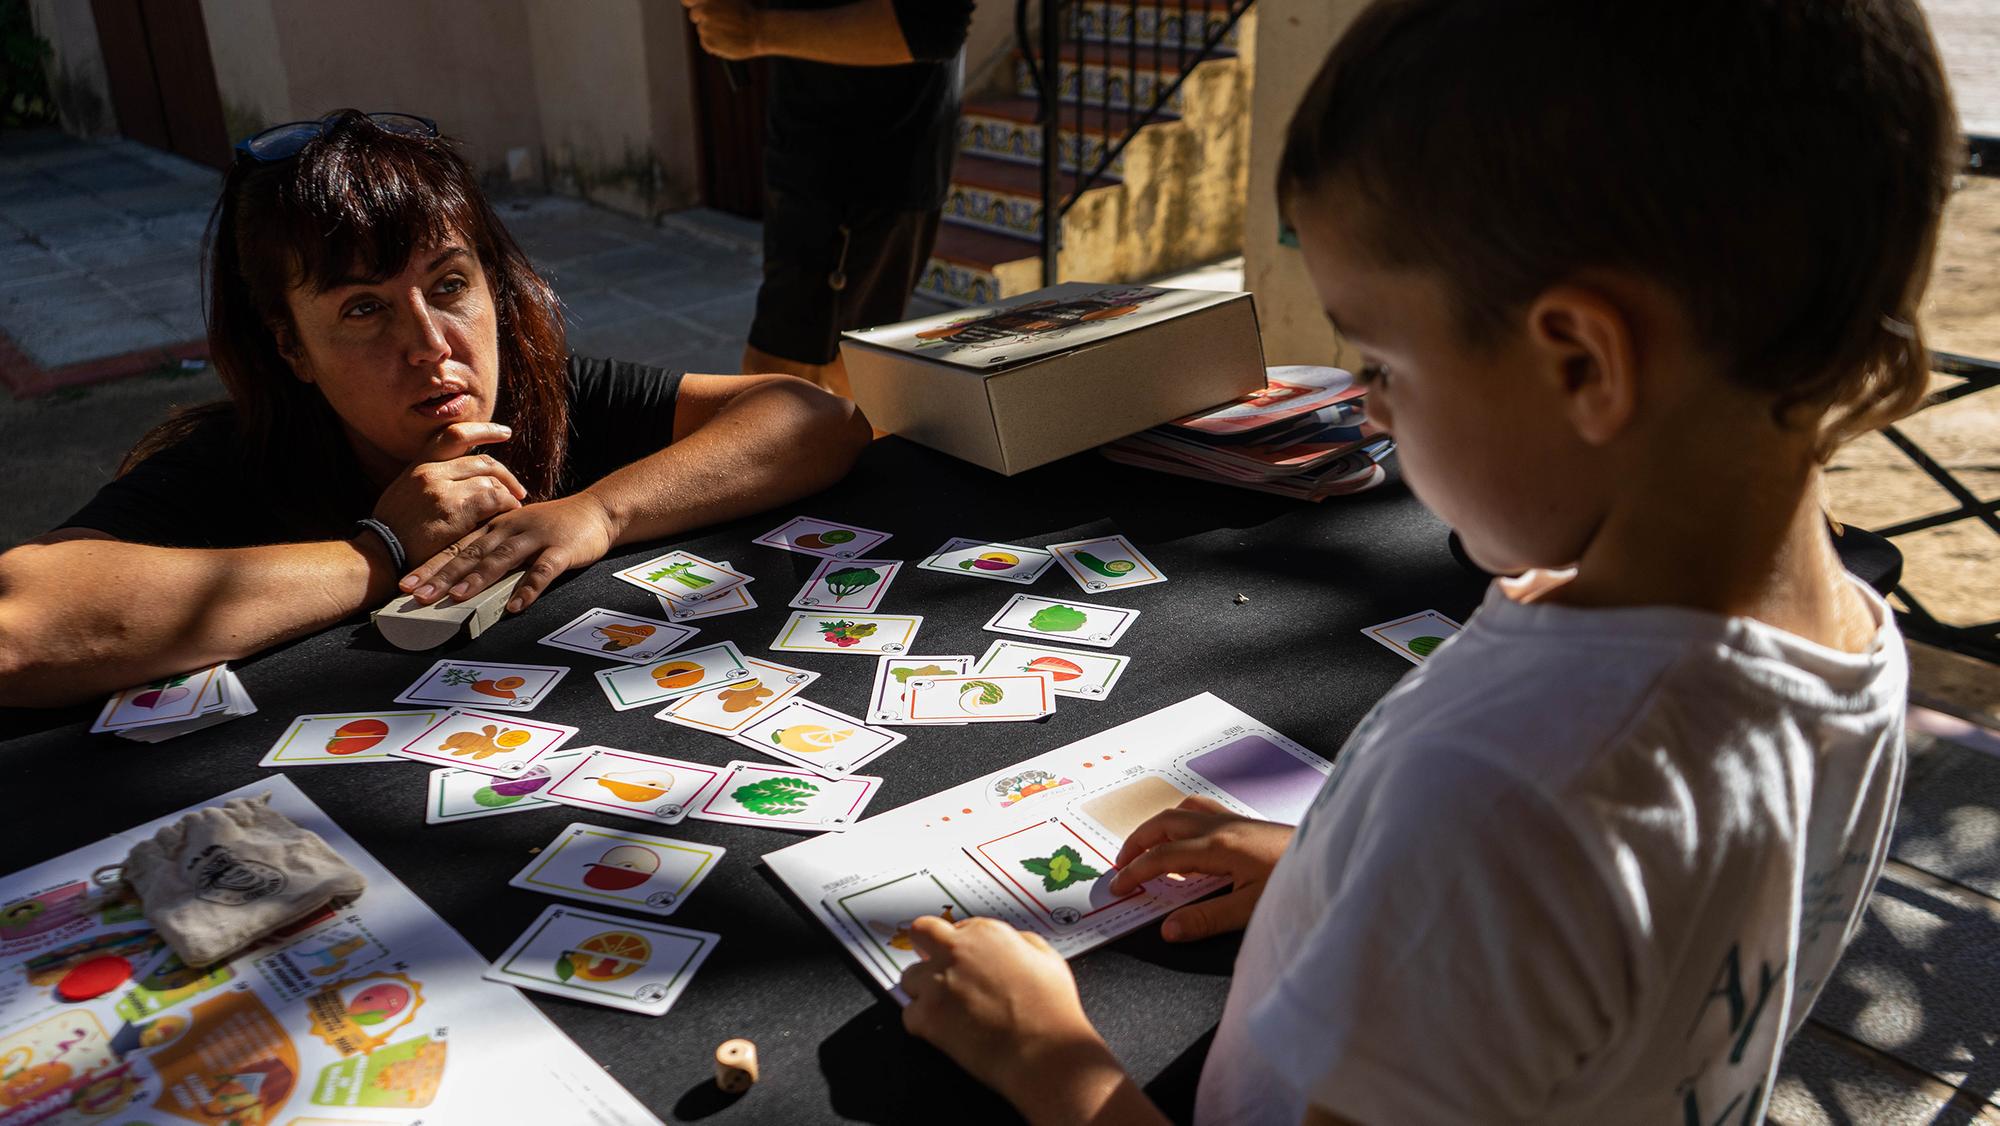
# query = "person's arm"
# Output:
<box><xmin>684</xmin><ymin>0</ymin><xmax>969</xmax><ymax>67</ymax></box>
<box><xmin>399</xmin><ymin>373</ymin><xmax>871</xmax><ymax>612</ymax></box>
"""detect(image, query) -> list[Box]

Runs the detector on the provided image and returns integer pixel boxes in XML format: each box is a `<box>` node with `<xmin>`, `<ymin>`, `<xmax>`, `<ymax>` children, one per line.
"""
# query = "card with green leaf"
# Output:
<box><xmin>687</xmin><ymin>760</ymin><xmax>882</xmax><ymax>832</ymax></box>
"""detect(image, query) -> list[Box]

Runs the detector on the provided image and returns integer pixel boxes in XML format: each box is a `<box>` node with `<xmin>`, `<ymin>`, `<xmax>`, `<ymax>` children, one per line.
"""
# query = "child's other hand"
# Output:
<box><xmin>900</xmin><ymin>916</ymin><xmax>1122</xmax><ymax>1107</ymax></box>
<box><xmin>1109</xmin><ymin>796</ymin><xmax>1294</xmax><ymax>942</ymax></box>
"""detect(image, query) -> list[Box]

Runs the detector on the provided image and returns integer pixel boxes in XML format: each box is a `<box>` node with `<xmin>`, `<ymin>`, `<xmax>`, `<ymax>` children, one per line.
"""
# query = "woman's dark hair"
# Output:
<box><xmin>1278</xmin><ymin>0</ymin><xmax>1961</xmax><ymax>458</ymax></box>
<box><xmin>126</xmin><ymin>110</ymin><xmax>569</xmax><ymax>527</ymax></box>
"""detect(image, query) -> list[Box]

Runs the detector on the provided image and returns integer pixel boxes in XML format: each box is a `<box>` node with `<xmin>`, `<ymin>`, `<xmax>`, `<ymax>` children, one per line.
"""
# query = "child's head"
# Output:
<box><xmin>1279</xmin><ymin>0</ymin><xmax>1959</xmax><ymax>575</ymax></box>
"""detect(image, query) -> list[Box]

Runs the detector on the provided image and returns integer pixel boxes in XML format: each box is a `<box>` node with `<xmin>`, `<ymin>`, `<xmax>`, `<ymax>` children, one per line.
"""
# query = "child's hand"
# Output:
<box><xmin>1109</xmin><ymin>796</ymin><xmax>1294</xmax><ymax>942</ymax></box>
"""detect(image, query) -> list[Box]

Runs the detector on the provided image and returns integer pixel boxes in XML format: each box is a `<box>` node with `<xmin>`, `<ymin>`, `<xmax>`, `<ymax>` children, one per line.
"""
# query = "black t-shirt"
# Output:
<box><xmin>59</xmin><ymin>356</ymin><xmax>684</xmax><ymax>548</ymax></box>
<box><xmin>762</xmin><ymin>0</ymin><xmax>974</xmax><ymax>211</ymax></box>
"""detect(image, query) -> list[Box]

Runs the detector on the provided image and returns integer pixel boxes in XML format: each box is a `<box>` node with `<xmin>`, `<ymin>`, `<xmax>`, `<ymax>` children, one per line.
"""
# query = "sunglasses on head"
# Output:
<box><xmin>233</xmin><ymin>112</ymin><xmax>438</xmax><ymax>163</ymax></box>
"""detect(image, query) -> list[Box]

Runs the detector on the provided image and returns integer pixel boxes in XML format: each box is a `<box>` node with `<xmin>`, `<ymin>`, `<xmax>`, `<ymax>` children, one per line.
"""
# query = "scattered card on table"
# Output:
<box><xmin>424</xmin><ymin>751</ymin><xmax>586</xmax><ymax>823</ymax></box>
<box><xmin>613</xmin><ymin>550</ymin><xmax>752</xmax><ymax>604</ymax></box>
<box><xmin>1047</xmin><ymin>534</ymin><xmax>1168</xmax><ymax>592</ymax></box>
<box><xmin>260</xmin><ymin>709</ymin><xmax>441</xmax><ymax>766</ymax></box>
<box><xmin>974</xmin><ymin>640</ymin><xmax>1130</xmax><ymax>701</ymax></box>
<box><xmin>688</xmin><ymin>760</ymin><xmax>883</xmax><ymax>831</ymax></box>
<box><xmin>391</xmin><ymin>708</ymin><xmax>579</xmax><ymax>776</ymax></box>
<box><xmin>540</xmin><ymin>746</ymin><xmax>728</xmax><ymax>825</ymax></box>
<box><xmin>1167</xmin><ymin>365</ymin><xmax>1364</xmax><ymax>435</ymax></box>
<box><xmin>1362</xmin><ymin>610</ymin><xmax>1463</xmax><ymax>664</ymax></box>
<box><xmin>788</xmin><ymin>558</ymin><xmax>903</xmax><ymax>613</ymax></box>
<box><xmin>510</xmin><ymin>822</ymin><xmax>725</xmax><ymax>916</ymax></box>
<box><xmin>917</xmin><ymin>538</ymin><xmax>1056</xmax><ymax>585</ymax></box>
<box><xmin>539</xmin><ymin>607</ymin><xmax>698</xmax><ymax>664</ymax></box>
<box><xmin>394</xmin><ymin>659</ymin><xmax>569</xmax><ymax>711</ymax></box>
<box><xmin>593</xmin><ymin>640</ymin><xmax>753</xmax><ymax>711</ymax></box>
<box><xmin>866</xmin><ymin>654</ymin><xmax>973</xmax><ymax>725</ymax></box>
<box><xmin>655</xmin><ymin>585</ymin><xmax>756</xmax><ymax>621</ymax></box>
<box><xmin>92</xmin><ymin>663</ymin><xmax>227</xmax><ymax>732</ymax></box>
<box><xmin>768</xmin><ymin>611</ymin><xmax>923</xmax><ymax>655</ymax></box>
<box><xmin>753</xmin><ymin>515</ymin><xmax>893</xmax><ymax>560</ymax></box>
<box><xmin>983</xmin><ymin>593</ymin><xmax>1139</xmax><ymax>648</ymax></box>
<box><xmin>483</xmin><ymin>904</ymin><xmax>717</xmax><ymax>1016</ymax></box>
<box><xmin>905</xmin><ymin>673</ymin><xmax>1056</xmax><ymax>722</ymax></box>
<box><xmin>655</xmin><ymin>658</ymin><xmax>820</xmax><ymax>735</ymax></box>
<box><xmin>729</xmin><ymin>698</ymin><xmax>907</xmax><ymax>775</ymax></box>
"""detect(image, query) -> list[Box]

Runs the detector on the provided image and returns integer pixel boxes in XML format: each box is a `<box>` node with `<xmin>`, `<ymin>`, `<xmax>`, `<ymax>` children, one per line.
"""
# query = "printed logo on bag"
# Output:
<box><xmin>186</xmin><ymin>845</ymin><xmax>287</xmax><ymax>905</ymax></box>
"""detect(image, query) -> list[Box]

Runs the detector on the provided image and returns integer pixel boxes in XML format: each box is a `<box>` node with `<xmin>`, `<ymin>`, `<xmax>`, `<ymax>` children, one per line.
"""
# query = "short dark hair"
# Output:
<box><xmin>1278</xmin><ymin>0</ymin><xmax>1961</xmax><ymax>456</ymax></box>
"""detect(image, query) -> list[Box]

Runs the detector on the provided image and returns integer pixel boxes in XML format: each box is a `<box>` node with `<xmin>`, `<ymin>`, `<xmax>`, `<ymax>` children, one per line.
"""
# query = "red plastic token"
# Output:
<box><xmin>57</xmin><ymin>955</ymin><xmax>131</xmax><ymax>1001</ymax></box>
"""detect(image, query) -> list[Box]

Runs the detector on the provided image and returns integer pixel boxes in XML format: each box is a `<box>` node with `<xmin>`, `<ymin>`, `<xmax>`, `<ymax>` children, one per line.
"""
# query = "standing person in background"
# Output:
<box><xmin>684</xmin><ymin>0</ymin><xmax>975</xmax><ymax>400</ymax></box>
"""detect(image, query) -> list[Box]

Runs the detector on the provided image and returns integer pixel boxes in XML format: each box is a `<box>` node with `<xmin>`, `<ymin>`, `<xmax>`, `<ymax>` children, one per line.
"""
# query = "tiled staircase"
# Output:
<box><xmin>920</xmin><ymin>1</ymin><xmax>1256</xmax><ymax>305</ymax></box>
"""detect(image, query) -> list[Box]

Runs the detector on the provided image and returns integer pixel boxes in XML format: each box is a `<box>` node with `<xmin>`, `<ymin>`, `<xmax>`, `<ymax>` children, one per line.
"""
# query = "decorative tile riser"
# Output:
<box><xmin>1013</xmin><ymin>60</ymin><xmax>1188</xmax><ymax>114</ymax></box>
<box><xmin>942</xmin><ymin>183</ymin><xmax>1045</xmax><ymax>241</ymax></box>
<box><xmin>918</xmin><ymin>259</ymin><xmax>1004</xmax><ymax>307</ymax></box>
<box><xmin>956</xmin><ymin>116</ymin><xmax>1126</xmax><ymax>177</ymax></box>
<box><xmin>1070</xmin><ymin>3</ymin><xmax>1243</xmax><ymax>49</ymax></box>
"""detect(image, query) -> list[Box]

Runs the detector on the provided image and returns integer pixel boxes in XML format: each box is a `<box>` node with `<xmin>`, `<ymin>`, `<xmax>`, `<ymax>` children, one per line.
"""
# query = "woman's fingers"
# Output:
<box><xmin>438</xmin><ymin>454</ymin><xmax>527</xmax><ymax>501</ymax></box>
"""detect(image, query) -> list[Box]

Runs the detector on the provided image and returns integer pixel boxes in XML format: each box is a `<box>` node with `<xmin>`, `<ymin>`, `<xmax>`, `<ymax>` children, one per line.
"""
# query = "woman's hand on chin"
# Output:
<box><xmin>398</xmin><ymin>492</ymin><xmax>621</xmax><ymax>614</ymax></box>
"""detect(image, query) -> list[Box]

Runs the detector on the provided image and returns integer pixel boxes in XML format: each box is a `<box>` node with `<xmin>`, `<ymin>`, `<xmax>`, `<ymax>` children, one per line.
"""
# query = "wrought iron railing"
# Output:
<box><xmin>1018</xmin><ymin>0</ymin><xmax>1256</xmax><ymax>285</ymax></box>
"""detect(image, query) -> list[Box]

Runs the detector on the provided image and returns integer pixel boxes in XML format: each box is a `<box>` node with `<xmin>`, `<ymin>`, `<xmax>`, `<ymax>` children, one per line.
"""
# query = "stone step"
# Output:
<box><xmin>958</xmin><ymin>96</ymin><xmax>1180</xmax><ymax>176</ymax></box>
<box><xmin>1013</xmin><ymin>42</ymin><xmax>1240</xmax><ymax>112</ymax></box>
<box><xmin>918</xmin><ymin>222</ymin><xmax>1041</xmax><ymax>307</ymax></box>
<box><xmin>1070</xmin><ymin>0</ymin><xmax>1247</xmax><ymax>50</ymax></box>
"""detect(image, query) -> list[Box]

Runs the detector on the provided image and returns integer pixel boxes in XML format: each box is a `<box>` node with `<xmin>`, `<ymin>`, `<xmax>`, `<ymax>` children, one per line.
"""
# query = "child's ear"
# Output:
<box><xmin>1524</xmin><ymin>285</ymin><xmax>1637</xmax><ymax>447</ymax></box>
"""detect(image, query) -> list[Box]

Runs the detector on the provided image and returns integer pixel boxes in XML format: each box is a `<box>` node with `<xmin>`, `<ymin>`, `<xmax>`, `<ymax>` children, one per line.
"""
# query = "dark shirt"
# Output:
<box><xmin>762</xmin><ymin>0</ymin><xmax>974</xmax><ymax>211</ymax></box>
<box><xmin>59</xmin><ymin>356</ymin><xmax>683</xmax><ymax>548</ymax></box>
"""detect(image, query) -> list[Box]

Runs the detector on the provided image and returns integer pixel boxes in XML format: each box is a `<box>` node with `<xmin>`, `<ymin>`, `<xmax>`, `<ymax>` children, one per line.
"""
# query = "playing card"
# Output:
<box><xmin>390</xmin><ymin>709</ymin><xmax>579</xmax><ymax>776</ymax></box>
<box><xmin>865</xmin><ymin>654</ymin><xmax>974</xmax><ymax>725</ymax></box>
<box><xmin>613</xmin><ymin>550</ymin><xmax>753</xmax><ymax>604</ymax></box>
<box><xmin>509</xmin><ymin>823</ymin><xmax>724</xmax><ymax>916</ymax></box>
<box><xmin>983</xmin><ymin>593</ymin><xmax>1140</xmax><ymax>648</ymax></box>
<box><xmin>394</xmin><ymin>660</ymin><xmax>569</xmax><ymax>711</ymax></box>
<box><xmin>655</xmin><ymin>658</ymin><xmax>820</xmax><ymax>735</ymax></box>
<box><xmin>108</xmin><ymin>666</ymin><xmax>258</xmax><ymax>743</ymax></box>
<box><xmin>1167</xmin><ymin>365</ymin><xmax>1365</xmax><ymax>435</ymax></box>
<box><xmin>687</xmin><ymin>760</ymin><xmax>883</xmax><ymax>831</ymax></box>
<box><xmin>92</xmin><ymin>664</ymin><xmax>226</xmax><ymax>732</ymax></box>
<box><xmin>788</xmin><ymin>558</ymin><xmax>903</xmax><ymax>613</ymax></box>
<box><xmin>729</xmin><ymin>698</ymin><xmax>907</xmax><ymax>775</ymax></box>
<box><xmin>655</xmin><ymin>586</ymin><xmax>756</xmax><ymax>621</ymax></box>
<box><xmin>973</xmin><ymin>641</ymin><xmax>1130</xmax><ymax>701</ymax></box>
<box><xmin>905</xmin><ymin>673</ymin><xmax>1056</xmax><ymax>722</ymax></box>
<box><xmin>753</xmin><ymin>515</ymin><xmax>893</xmax><ymax>560</ymax></box>
<box><xmin>1047</xmin><ymin>534</ymin><xmax>1168</xmax><ymax>592</ymax></box>
<box><xmin>539</xmin><ymin>607</ymin><xmax>699</xmax><ymax>664</ymax></box>
<box><xmin>593</xmin><ymin>640</ymin><xmax>753</xmax><ymax>711</ymax></box>
<box><xmin>540</xmin><ymin>746</ymin><xmax>728</xmax><ymax>825</ymax></box>
<box><xmin>916</xmin><ymin>538</ymin><xmax>1056</xmax><ymax>585</ymax></box>
<box><xmin>424</xmin><ymin>751</ymin><xmax>586</xmax><ymax>824</ymax></box>
<box><xmin>768</xmin><ymin>612</ymin><xmax>923</xmax><ymax>655</ymax></box>
<box><xmin>1362</xmin><ymin>609</ymin><xmax>1464</xmax><ymax>664</ymax></box>
<box><xmin>826</xmin><ymin>869</ymin><xmax>982</xmax><ymax>981</ymax></box>
<box><xmin>260</xmin><ymin>710</ymin><xmax>441</xmax><ymax>766</ymax></box>
<box><xmin>483</xmin><ymin>904</ymin><xmax>717</xmax><ymax>1016</ymax></box>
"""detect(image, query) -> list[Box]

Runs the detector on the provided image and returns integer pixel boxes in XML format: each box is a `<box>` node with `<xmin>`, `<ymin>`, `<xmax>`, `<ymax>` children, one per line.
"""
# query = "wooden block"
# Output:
<box><xmin>713</xmin><ymin>1038</ymin><xmax>758</xmax><ymax>1092</ymax></box>
<box><xmin>371</xmin><ymin>572</ymin><xmax>527</xmax><ymax>651</ymax></box>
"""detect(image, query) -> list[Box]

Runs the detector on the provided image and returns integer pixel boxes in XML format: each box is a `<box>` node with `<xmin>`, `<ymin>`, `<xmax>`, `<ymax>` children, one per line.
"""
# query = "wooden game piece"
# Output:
<box><xmin>713</xmin><ymin>1038</ymin><xmax>758</xmax><ymax>1092</ymax></box>
<box><xmin>372</xmin><ymin>572</ymin><xmax>527</xmax><ymax>651</ymax></box>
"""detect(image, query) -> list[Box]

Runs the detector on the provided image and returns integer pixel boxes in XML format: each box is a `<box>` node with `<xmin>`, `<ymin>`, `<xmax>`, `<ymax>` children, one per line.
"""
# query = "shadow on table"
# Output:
<box><xmin>817</xmin><ymin>1001</ymin><xmax>1026</xmax><ymax>1125</ymax></box>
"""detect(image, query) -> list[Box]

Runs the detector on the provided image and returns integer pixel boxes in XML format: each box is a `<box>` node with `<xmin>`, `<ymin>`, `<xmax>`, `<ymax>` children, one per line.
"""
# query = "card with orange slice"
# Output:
<box><xmin>592</xmin><ymin>640</ymin><xmax>752</xmax><ymax>711</ymax></box>
<box><xmin>728</xmin><ymin>698</ymin><xmax>907</xmax><ymax>775</ymax></box>
<box><xmin>483</xmin><ymin>904</ymin><xmax>717</xmax><ymax>1016</ymax></box>
<box><xmin>389</xmin><ymin>709</ymin><xmax>580</xmax><ymax>777</ymax></box>
<box><xmin>539</xmin><ymin>746</ymin><xmax>728</xmax><ymax>825</ymax></box>
<box><xmin>917</xmin><ymin>537</ymin><xmax>1056</xmax><ymax>585</ymax></box>
<box><xmin>260</xmin><ymin>709</ymin><xmax>442</xmax><ymax>767</ymax></box>
<box><xmin>973</xmin><ymin>641</ymin><xmax>1130</xmax><ymax>701</ymax></box>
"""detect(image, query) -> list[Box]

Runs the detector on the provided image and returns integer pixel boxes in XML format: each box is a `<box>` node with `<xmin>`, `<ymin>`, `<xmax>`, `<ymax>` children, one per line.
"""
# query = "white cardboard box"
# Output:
<box><xmin>840</xmin><ymin>283</ymin><xmax>1265</xmax><ymax>476</ymax></box>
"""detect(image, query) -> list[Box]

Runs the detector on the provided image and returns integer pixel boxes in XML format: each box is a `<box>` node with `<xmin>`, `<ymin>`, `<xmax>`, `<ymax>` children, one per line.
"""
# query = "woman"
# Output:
<box><xmin>0</xmin><ymin>111</ymin><xmax>871</xmax><ymax>707</ymax></box>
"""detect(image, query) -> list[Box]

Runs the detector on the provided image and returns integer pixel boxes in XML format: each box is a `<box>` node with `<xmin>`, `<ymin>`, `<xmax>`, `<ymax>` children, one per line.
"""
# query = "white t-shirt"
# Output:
<box><xmin>1196</xmin><ymin>577</ymin><xmax>1907</xmax><ymax>1125</ymax></box>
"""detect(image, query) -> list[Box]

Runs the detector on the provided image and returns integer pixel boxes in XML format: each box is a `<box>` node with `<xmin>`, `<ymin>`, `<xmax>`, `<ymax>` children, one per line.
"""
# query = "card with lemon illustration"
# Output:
<box><xmin>983</xmin><ymin>593</ymin><xmax>1140</xmax><ymax>648</ymax></box>
<box><xmin>540</xmin><ymin>746</ymin><xmax>727</xmax><ymax>825</ymax></box>
<box><xmin>612</xmin><ymin>549</ymin><xmax>753</xmax><ymax>604</ymax></box>
<box><xmin>654</xmin><ymin>657</ymin><xmax>821</xmax><ymax>736</ymax></box>
<box><xmin>973</xmin><ymin>641</ymin><xmax>1130</xmax><ymax>701</ymax></box>
<box><xmin>768</xmin><ymin>611</ymin><xmax>924</xmax><ymax>655</ymax></box>
<box><xmin>729</xmin><ymin>698</ymin><xmax>907</xmax><ymax>775</ymax></box>
<box><xmin>394</xmin><ymin>659</ymin><xmax>570</xmax><ymax>711</ymax></box>
<box><xmin>260</xmin><ymin>709</ymin><xmax>441</xmax><ymax>766</ymax></box>
<box><xmin>509</xmin><ymin>823</ymin><xmax>724</xmax><ymax>916</ymax></box>
<box><xmin>1047</xmin><ymin>534</ymin><xmax>1168</xmax><ymax>592</ymax></box>
<box><xmin>539</xmin><ymin>607</ymin><xmax>699</xmax><ymax>665</ymax></box>
<box><xmin>1361</xmin><ymin>609</ymin><xmax>1464</xmax><ymax>665</ymax></box>
<box><xmin>753</xmin><ymin>515</ymin><xmax>893</xmax><ymax>560</ymax></box>
<box><xmin>390</xmin><ymin>709</ymin><xmax>580</xmax><ymax>776</ymax></box>
<box><xmin>593</xmin><ymin>640</ymin><xmax>752</xmax><ymax>711</ymax></box>
<box><xmin>917</xmin><ymin>537</ymin><xmax>1056</xmax><ymax>585</ymax></box>
<box><xmin>687</xmin><ymin>761</ymin><xmax>884</xmax><ymax>831</ymax></box>
<box><xmin>483</xmin><ymin>904</ymin><xmax>718</xmax><ymax>1016</ymax></box>
<box><xmin>905</xmin><ymin>673</ymin><xmax>1057</xmax><ymax>722</ymax></box>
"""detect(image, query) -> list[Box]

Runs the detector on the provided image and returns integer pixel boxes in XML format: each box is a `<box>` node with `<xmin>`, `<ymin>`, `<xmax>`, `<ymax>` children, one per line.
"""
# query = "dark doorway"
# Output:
<box><xmin>684</xmin><ymin>20</ymin><xmax>768</xmax><ymax>219</ymax></box>
<box><xmin>90</xmin><ymin>0</ymin><xmax>230</xmax><ymax>168</ymax></box>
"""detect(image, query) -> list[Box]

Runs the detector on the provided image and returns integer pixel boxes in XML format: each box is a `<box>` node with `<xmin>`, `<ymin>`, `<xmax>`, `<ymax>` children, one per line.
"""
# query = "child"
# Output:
<box><xmin>895</xmin><ymin>1</ymin><xmax>1959</xmax><ymax>1122</ymax></box>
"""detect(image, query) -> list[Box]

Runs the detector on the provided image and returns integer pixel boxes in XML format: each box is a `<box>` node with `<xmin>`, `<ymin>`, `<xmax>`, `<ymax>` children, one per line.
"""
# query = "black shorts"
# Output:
<box><xmin>748</xmin><ymin>188</ymin><xmax>943</xmax><ymax>365</ymax></box>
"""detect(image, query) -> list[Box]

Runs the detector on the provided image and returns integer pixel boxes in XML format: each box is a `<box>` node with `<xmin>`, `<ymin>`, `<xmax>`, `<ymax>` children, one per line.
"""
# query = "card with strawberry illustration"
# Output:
<box><xmin>686</xmin><ymin>760</ymin><xmax>883</xmax><ymax>831</ymax></box>
<box><xmin>394</xmin><ymin>660</ymin><xmax>569</xmax><ymax>711</ymax></box>
<box><xmin>973</xmin><ymin>641</ymin><xmax>1129</xmax><ymax>701</ymax></box>
<box><xmin>768</xmin><ymin>612</ymin><xmax>923</xmax><ymax>655</ymax></box>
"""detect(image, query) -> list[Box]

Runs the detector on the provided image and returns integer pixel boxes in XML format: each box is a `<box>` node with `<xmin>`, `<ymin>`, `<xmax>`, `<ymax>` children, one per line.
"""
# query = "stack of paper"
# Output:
<box><xmin>1101</xmin><ymin>365</ymin><xmax>1395</xmax><ymax>501</ymax></box>
<box><xmin>92</xmin><ymin>662</ymin><xmax>256</xmax><ymax>742</ymax></box>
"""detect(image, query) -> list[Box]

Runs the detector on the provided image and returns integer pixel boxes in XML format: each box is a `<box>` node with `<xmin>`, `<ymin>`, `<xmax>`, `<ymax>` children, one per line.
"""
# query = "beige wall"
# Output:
<box><xmin>965</xmin><ymin>0</ymin><xmax>1018</xmax><ymax>97</ymax></box>
<box><xmin>1244</xmin><ymin>0</ymin><xmax>1369</xmax><ymax>366</ymax></box>
<box><xmin>28</xmin><ymin>0</ymin><xmax>115</xmax><ymax>136</ymax></box>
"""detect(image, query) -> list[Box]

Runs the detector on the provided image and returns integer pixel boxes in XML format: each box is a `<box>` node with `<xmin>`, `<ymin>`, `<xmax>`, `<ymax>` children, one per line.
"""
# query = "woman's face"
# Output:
<box><xmin>281</xmin><ymin>233</ymin><xmax>501</xmax><ymax>479</ymax></box>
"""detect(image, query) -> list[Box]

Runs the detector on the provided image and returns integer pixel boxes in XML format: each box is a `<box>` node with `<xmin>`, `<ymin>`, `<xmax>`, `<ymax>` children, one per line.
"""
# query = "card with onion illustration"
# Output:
<box><xmin>424</xmin><ymin>749</ymin><xmax>587</xmax><ymax>823</ymax></box>
<box><xmin>539</xmin><ymin>607</ymin><xmax>698</xmax><ymax>664</ymax></box>
<box><xmin>593</xmin><ymin>640</ymin><xmax>752</xmax><ymax>711</ymax></box>
<box><xmin>788</xmin><ymin>558</ymin><xmax>903</xmax><ymax>613</ymax></box>
<box><xmin>654</xmin><ymin>657</ymin><xmax>821</xmax><ymax>735</ymax></box>
<box><xmin>260</xmin><ymin>709</ymin><xmax>442</xmax><ymax>766</ymax></box>
<box><xmin>904</xmin><ymin>673</ymin><xmax>1056</xmax><ymax>722</ymax></box>
<box><xmin>729</xmin><ymin>698</ymin><xmax>907</xmax><ymax>775</ymax></box>
<box><xmin>753</xmin><ymin>515</ymin><xmax>893</xmax><ymax>560</ymax></box>
<box><xmin>389</xmin><ymin>708</ymin><xmax>580</xmax><ymax>776</ymax></box>
<box><xmin>483</xmin><ymin>904</ymin><xmax>718</xmax><ymax>1016</ymax></box>
<box><xmin>916</xmin><ymin>537</ymin><xmax>1057</xmax><ymax>584</ymax></box>
<box><xmin>612</xmin><ymin>549</ymin><xmax>753</xmax><ymax>604</ymax></box>
<box><xmin>687</xmin><ymin>760</ymin><xmax>884</xmax><ymax>831</ymax></box>
<box><xmin>1047</xmin><ymin>534</ymin><xmax>1168</xmax><ymax>592</ymax></box>
<box><xmin>394</xmin><ymin>659</ymin><xmax>569</xmax><ymax>711</ymax></box>
<box><xmin>973</xmin><ymin>641</ymin><xmax>1130</xmax><ymax>701</ymax></box>
<box><xmin>768</xmin><ymin>612</ymin><xmax>923</xmax><ymax>655</ymax></box>
<box><xmin>982</xmin><ymin>593</ymin><xmax>1139</xmax><ymax>648</ymax></box>
<box><xmin>540</xmin><ymin>746</ymin><xmax>726</xmax><ymax>825</ymax></box>
<box><xmin>91</xmin><ymin>662</ymin><xmax>227</xmax><ymax>731</ymax></box>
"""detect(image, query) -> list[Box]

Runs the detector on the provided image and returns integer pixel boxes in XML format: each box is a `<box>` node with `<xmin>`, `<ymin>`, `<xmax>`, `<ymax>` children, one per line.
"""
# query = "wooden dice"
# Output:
<box><xmin>714</xmin><ymin>1038</ymin><xmax>759</xmax><ymax>1093</ymax></box>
